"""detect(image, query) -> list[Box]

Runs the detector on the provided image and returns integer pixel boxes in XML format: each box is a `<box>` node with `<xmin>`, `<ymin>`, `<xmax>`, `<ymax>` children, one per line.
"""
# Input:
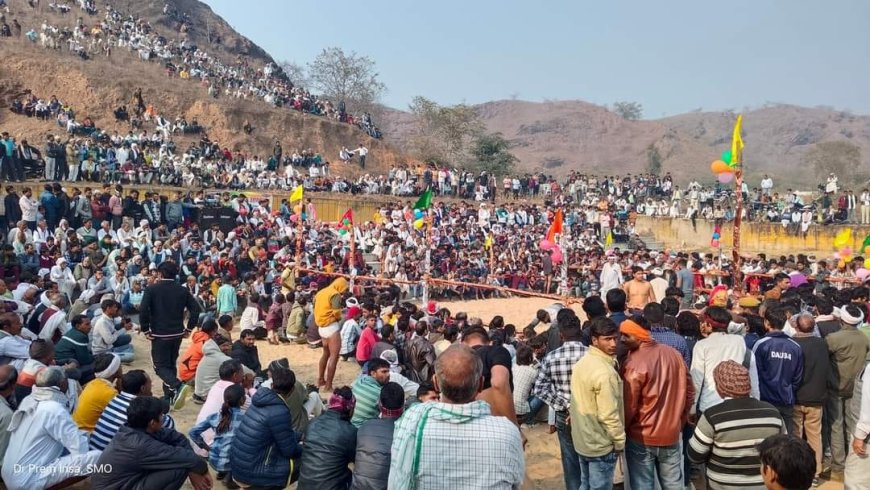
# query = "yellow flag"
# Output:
<box><xmin>484</xmin><ymin>234</ymin><xmax>492</xmax><ymax>250</ymax></box>
<box><xmin>731</xmin><ymin>114</ymin><xmax>744</xmax><ymax>165</ymax></box>
<box><xmin>289</xmin><ymin>185</ymin><xmax>303</xmax><ymax>202</ymax></box>
<box><xmin>605</xmin><ymin>231</ymin><xmax>613</xmax><ymax>249</ymax></box>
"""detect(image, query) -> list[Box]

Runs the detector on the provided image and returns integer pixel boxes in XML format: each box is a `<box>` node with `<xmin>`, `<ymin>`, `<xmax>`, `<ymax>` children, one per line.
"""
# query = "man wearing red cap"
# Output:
<box><xmin>620</xmin><ymin>318</ymin><xmax>694</xmax><ymax>489</ymax></box>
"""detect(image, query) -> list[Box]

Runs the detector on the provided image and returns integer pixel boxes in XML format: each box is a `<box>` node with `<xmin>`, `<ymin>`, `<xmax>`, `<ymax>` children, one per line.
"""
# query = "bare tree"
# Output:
<box><xmin>612</xmin><ymin>101</ymin><xmax>643</xmax><ymax>120</ymax></box>
<box><xmin>307</xmin><ymin>47</ymin><xmax>386</xmax><ymax>113</ymax></box>
<box><xmin>278</xmin><ymin>60</ymin><xmax>308</xmax><ymax>88</ymax></box>
<box><xmin>408</xmin><ymin>96</ymin><xmax>484</xmax><ymax>166</ymax></box>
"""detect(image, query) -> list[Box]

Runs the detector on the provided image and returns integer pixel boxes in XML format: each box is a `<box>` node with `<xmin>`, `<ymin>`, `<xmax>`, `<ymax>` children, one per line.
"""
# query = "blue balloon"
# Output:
<box><xmin>712</xmin><ymin>233</ymin><xmax>721</xmax><ymax>240</ymax></box>
<box><xmin>414</xmin><ymin>209</ymin><xmax>424</xmax><ymax>220</ymax></box>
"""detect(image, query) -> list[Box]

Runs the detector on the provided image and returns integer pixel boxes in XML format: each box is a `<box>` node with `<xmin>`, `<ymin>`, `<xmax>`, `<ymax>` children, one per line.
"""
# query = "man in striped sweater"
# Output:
<box><xmin>688</xmin><ymin>360</ymin><xmax>785</xmax><ymax>489</ymax></box>
<box><xmin>89</xmin><ymin>369</ymin><xmax>175</xmax><ymax>451</ymax></box>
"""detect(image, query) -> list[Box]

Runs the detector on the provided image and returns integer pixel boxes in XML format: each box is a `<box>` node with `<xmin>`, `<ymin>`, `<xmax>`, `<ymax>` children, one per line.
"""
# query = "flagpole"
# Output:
<box><xmin>423</xmin><ymin>209</ymin><xmax>433</xmax><ymax>306</ymax></box>
<box><xmin>349</xmin><ymin>215</ymin><xmax>356</xmax><ymax>292</ymax></box>
<box><xmin>731</xmin><ymin>116</ymin><xmax>745</xmax><ymax>294</ymax></box>
<box><xmin>295</xmin><ymin>204</ymin><xmax>303</xmax><ymax>269</ymax></box>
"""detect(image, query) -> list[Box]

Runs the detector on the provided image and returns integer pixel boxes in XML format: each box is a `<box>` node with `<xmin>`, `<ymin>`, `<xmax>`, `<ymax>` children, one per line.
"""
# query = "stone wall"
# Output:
<box><xmin>634</xmin><ymin>216</ymin><xmax>870</xmax><ymax>255</ymax></box>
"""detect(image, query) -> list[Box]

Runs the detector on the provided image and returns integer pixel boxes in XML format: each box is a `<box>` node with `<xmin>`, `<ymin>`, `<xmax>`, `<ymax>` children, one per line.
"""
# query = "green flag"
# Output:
<box><xmin>413</xmin><ymin>187</ymin><xmax>433</xmax><ymax>210</ymax></box>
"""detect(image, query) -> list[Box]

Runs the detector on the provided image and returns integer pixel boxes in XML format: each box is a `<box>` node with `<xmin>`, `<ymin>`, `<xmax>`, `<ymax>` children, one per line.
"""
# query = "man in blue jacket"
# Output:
<box><xmin>751</xmin><ymin>307</ymin><xmax>803</xmax><ymax>434</ymax></box>
<box><xmin>230</xmin><ymin>366</ymin><xmax>302</xmax><ymax>488</ymax></box>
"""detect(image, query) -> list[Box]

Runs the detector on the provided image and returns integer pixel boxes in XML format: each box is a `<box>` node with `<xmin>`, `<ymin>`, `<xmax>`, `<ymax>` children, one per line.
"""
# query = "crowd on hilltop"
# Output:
<box><xmin>3</xmin><ymin>174</ymin><xmax>870</xmax><ymax>488</ymax></box>
<box><xmin>3</xmin><ymin>0</ymin><xmax>382</xmax><ymax>137</ymax></box>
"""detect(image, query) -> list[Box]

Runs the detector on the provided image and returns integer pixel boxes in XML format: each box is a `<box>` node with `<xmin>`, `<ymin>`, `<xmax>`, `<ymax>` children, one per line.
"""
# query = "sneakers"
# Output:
<box><xmin>170</xmin><ymin>384</ymin><xmax>192</xmax><ymax>411</ymax></box>
<box><xmin>192</xmin><ymin>394</ymin><xmax>206</xmax><ymax>405</ymax></box>
<box><xmin>812</xmin><ymin>477</ymin><xmax>820</xmax><ymax>487</ymax></box>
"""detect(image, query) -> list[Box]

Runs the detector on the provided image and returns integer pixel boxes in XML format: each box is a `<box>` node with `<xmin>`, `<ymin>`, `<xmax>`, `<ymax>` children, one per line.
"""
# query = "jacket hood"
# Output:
<box><xmin>331</xmin><ymin>277</ymin><xmax>348</xmax><ymax>294</ymax></box>
<box><xmin>252</xmin><ymin>387</ymin><xmax>288</xmax><ymax>409</ymax></box>
<box><xmin>202</xmin><ymin>339</ymin><xmax>224</xmax><ymax>356</ymax></box>
<box><xmin>191</xmin><ymin>331</ymin><xmax>211</xmax><ymax>344</ymax></box>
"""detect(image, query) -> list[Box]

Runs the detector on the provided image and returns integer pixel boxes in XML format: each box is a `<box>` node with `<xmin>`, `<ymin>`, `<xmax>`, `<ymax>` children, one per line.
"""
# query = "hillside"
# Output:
<box><xmin>381</xmin><ymin>100</ymin><xmax>870</xmax><ymax>186</ymax></box>
<box><xmin>0</xmin><ymin>0</ymin><xmax>408</xmax><ymax>176</ymax></box>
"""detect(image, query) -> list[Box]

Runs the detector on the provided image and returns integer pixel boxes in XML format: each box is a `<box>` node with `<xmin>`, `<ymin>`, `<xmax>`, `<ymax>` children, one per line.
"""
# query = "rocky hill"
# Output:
<box><xmin>0</xmin><ymin>0</ymin><xmax>407</xmax><ymax>176</ymax></box>
<box><xmin>381</xmin><ymin>100</ymin><xmax>870</xmax><ymax>186</ymax></box>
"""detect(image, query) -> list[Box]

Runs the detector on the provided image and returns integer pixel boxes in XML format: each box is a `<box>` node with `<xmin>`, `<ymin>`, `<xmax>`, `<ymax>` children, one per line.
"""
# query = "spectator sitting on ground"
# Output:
<box><xmin>296</xmin><ymin>386</ymin><xmax>358</xmax><ymax>489</ymax></box>
<box><xmin>179</xmin><ymin>318</ymin><xmax>218</xmax><ymax>400</ymax></box>
<box><xmin>353</xmin><ymin>381</ymin><xmax>405</xmax><ymax>489</ymax></box>
<box><xmin>194</xmin><ymin>334</ymin><xmax>253</xmax><ymax>401</ymax></box>
<box><xmin>54</xmin><ymin>314</ymin><xmax>96</xmax><ymax>383</ymax></box>
<box><xmin>230</xmin><ymin>366</ymin><xmax>303</xmax><ymax>488</ymax></box>
<box><xmin>91</xmin><ymin>396</ymin><xmax>211</xmax><ymax>490</ymax></box>
<box><xmin>72</xmin><ymin>353</ymin><xmax>122</xmax><ymax>432</ymax></box>
<box><xmin>1</xmin><ymin>367</ymin><xmax>101</xmax><ymax>490</ymax></box>
<box><xmin>89</xmin><ymin>369</ymin><xmax>176</xmax><ymax>451</ymax></box>
<box><xmin>230</xmin><ymin>328</ymin><xmax>263</xmax><ymax>377</ymax></box>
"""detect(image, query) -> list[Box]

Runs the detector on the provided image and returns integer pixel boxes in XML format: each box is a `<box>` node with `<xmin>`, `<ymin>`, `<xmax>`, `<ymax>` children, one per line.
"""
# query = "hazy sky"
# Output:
<box><xmin>203</xmin><ymin>0</ymin><xmax>870</xmax><ymax>118</ymax></box>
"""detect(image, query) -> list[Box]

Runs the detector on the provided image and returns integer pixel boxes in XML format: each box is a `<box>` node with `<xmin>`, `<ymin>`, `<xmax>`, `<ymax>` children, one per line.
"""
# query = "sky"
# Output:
<box><xmin>202</xmin><ymin>0</ymin><xmax>870</xmax><ymax>118</ymax></box>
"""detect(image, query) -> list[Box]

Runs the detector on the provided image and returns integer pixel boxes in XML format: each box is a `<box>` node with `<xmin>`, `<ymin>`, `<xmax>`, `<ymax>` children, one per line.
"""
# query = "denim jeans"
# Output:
<box><xmin>578</xmin><ymin>451</ymin><xmax>617</xmax><ymax>490</ymax></box>
<box><xmin>526</xmin><ymin>395</ymin><xmax>544</xmax><ymax>422</ymax></box>
<box><xmin>626</xmin><ymin>439</ymin><xmax>683</xmax><ymax>490</ymax></box>
<box><xmin>555</xmin><ymin>410</ymin><xmax>582</xmax><ymax>490</ymax></box>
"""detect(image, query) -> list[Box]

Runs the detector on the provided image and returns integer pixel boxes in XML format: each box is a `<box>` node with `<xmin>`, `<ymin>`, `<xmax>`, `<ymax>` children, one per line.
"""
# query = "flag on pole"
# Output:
<box><xmin>413</xmin><ymin>187</ymin><xmax>433</xmax><ymax>210</ymax></box>
<box><xmin>289</xmin><ymin>185</ymin><xmax>304</xmax><ymax>202</ymax></box>
<box><xmin>605</xmin><ymin>231</ymin><xmax>613</xmax><ymax>249</ymax></box>
<box><xmin>546</xmin><ymin>209</ymin><xmax>563</xmax><ymax>242</ymax></box>
<box><xmin>337</xmin><ymin>209</ymin><xmax>353</xmax><ymax>233</ymax></box>
<box><xmin>731</xmin><ymin>114</ymin><xmax>744</xmax><ymax>165</ymax></box>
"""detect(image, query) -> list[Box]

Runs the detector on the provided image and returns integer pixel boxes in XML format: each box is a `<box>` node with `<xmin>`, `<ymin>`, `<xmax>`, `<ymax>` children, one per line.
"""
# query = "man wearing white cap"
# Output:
<box><xmin>826</xmin><ymin>304</ymin><xmax>870</xmax><ymax>479</ymax></box>
<box><xmin>650</xmin><ymin>268</ymin><xmax>669</xmax><ymax>305</ymax></box>
<box><xmin>49</xmin><ymin>257</ymin><xmax>75</xmax><ymax>302</ymax></box>
<box><xmin>72</xmin><ymin>353</ymin><xmax>123</xmax><ymax>432</ymax></box>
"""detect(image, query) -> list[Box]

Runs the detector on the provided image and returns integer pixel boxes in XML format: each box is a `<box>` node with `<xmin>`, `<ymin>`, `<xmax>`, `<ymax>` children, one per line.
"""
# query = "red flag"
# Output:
<box><xmin>546</xmin><ymin>209</ymin><xmax>563</xmax><ymax>242</ymax></box>
<box><xmin>337</xmin><ymin>209</ymin><xmax>353</xmax><ymax>230</ymax></box>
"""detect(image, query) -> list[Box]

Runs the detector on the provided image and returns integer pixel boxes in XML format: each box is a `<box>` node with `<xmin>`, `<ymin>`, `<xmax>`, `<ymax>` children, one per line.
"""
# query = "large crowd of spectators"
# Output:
<box><xmin>0</xmin><ymin>175</ymin><xmax>868</xmax><ymax>488</ymax></box>
<box><xmin>5</xmin><ymin>0</ymin><xmax>382</xmax><ymax>138</ymax></box>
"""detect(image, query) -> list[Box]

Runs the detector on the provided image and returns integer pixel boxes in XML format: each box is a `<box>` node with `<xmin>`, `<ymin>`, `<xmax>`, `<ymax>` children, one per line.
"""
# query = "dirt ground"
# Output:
<box><xmin>115</xmin><ymin>296</ymin><xmax>840</xmax><ymax>490</ymax></box>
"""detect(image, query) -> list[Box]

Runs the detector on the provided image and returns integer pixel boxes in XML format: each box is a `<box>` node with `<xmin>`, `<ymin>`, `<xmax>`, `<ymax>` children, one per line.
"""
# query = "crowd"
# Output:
<box><xmin>5</xmin><ymin>0</ymin><xmax>382</xmax><ymax>137</ymax></box>
<box><xmin>0</xmin><ymin>174</ymin><xmax>868</xmax><ymax>488</ymax></box>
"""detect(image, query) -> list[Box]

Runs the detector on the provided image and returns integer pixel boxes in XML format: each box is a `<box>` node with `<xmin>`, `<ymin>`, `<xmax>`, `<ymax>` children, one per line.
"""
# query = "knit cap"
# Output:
<box><xmin>713</xmin><ymin>360</ymin><xmax>751</xmax><ymax>398</ymax></box>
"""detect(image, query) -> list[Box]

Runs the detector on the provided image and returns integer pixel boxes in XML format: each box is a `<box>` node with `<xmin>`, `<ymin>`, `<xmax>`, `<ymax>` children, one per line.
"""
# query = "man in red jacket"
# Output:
<box><xmin>620</xmin><ymin>318</ymin><xmax>694</xmax><ymax>490</ymax></box>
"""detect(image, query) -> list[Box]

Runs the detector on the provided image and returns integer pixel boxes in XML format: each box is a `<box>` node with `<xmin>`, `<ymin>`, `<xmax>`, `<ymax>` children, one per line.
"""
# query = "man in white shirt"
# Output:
<box><xmin>760</xmin><ymin>175</ymin><xmax>774</xmax><ymax>197</ymax></box>
<box><xmin>1</xmin><ymin>367</ymin><xmax>101</xmax><ymax>489</ymax></box>
<box><xmin>355</xmin><ymin>144</ymin><xmax>368</xmax><ymax>169</ymax></box>
<box><xmin>599</xmin><ymin>255</ymin><xmax>624</xmax><ymax>294</ymax></box>
<box><xmin>861</xmin><ymin>188</ymin><xmax>870</xmax><ymax>225</ymax></box>
<box><xmin>91</xmin><ymin>299</ymin><xmax>134</xmax><ymax>363</ymax></box>
<box><xmin>0</xmin><ymin>313</ymin><xmax>31</xmax><ymax>370</ymax></box>
<box><xmin>18</xmin><ymin>188</ymin><xmax>38</xmax><ymax>231</ymax></box>
<box><xmin>690</xmin><ymin>306</ymin><xmax>759</xmax><ymax>417</ymax></box>
<box><xmin>388</xmin><ymin>345</ymin><xmax>524</xmax><ymax>489</ymax></box>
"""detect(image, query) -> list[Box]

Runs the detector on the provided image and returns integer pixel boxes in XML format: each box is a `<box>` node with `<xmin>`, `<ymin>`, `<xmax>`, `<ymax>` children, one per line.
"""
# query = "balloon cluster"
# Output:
<box><xmin>413</xmin><ymin>209</ymin><xmax>425</xmax><ymax>230</ymax></box>
<box><xmin>831</xmin><ymin>229</ymin><xmax>870</xmax><ymax>269</ymax></box>
<box><xmin>539</xmin><ymin>238</ymin><xmax>563</xmax><ymax>264</ymax></box>
<box><xmin>710</xmin><ymin>150</ymin><xmax>737</xmax><ymax>184</ymax></box>
<box><xmin>710</xmin><ymin>225</ymin><xmax>722</xmax><ymax>248</ymax></box>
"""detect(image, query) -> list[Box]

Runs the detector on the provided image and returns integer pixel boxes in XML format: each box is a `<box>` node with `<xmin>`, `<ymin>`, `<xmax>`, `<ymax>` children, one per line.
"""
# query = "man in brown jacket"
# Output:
<box><xmin>620</xmin><ymin>318</ymin><xmax>694</xmax><ymax>489</ymax></box>
<box><xmin>825</xmin><ymin>304</ymin><xmax>870</xmax><ymax>480</ymax></box>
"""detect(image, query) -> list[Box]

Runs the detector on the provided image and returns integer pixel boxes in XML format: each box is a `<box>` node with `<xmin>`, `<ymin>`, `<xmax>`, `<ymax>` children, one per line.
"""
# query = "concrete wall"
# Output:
<box><xmin>634</xmin><ymin>216</ymin><xmax>870</xmax><ymax>255</ymax></box>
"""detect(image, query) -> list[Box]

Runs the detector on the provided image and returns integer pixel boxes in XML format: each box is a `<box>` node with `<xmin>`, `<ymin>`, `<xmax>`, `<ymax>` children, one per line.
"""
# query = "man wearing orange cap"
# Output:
<box><xmin>620</xmin><ymin>318</ymin><xmax>694</xmax><ymax>489</ymax></box>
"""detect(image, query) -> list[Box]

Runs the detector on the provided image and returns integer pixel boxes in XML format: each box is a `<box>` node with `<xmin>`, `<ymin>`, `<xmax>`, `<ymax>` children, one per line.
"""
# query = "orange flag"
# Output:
<box><xmin>547</xmin><ymin>209</ymin><xmax>563</xmax><ymax>242</ymax></box>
